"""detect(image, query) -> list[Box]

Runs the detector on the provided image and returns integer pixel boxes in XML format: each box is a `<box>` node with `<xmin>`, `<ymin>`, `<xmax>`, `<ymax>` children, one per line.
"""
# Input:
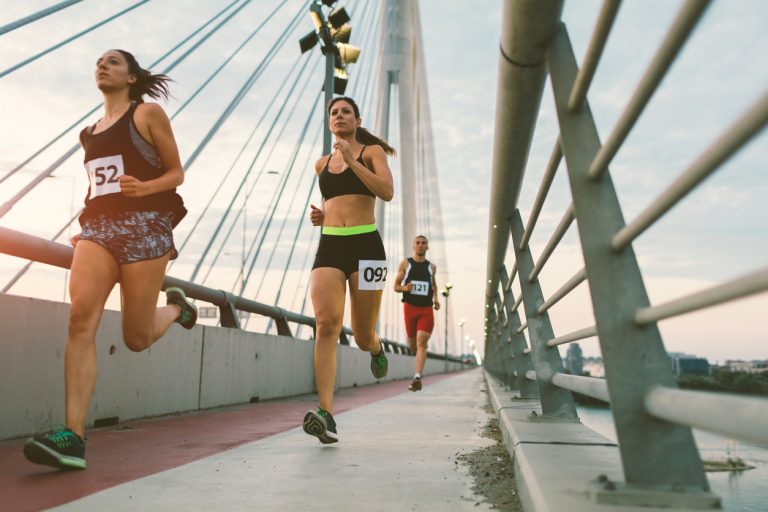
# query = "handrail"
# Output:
<box><xmin>0</xmin><ymin>226</ymin><xmax>463</xmax><ymax>360</ymax></box>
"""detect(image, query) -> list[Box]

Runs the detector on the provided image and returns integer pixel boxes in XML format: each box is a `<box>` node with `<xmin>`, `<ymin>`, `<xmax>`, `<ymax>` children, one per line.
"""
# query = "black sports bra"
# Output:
<box><xmin>318</xmin><ymin>146</ymin><xmax>375</xmax><ymax>200</ymax></box>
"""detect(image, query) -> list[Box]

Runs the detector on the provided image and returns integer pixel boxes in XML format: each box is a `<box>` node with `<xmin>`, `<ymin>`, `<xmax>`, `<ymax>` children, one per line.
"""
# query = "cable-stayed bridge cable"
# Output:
<box><xmin>236</xmin><ymin>91</ymin><xmax>323</xmax><ymax>297</ymax></box>
<box><xmin>0</xmin><ymin>0</ymin><xmax>152</xmax><ymax>79</ymax></box>
<box><xmin>0</xmin><ymin>0</ymin><xmax>255</xmax><ymax>216</ymax></box>
<box><xmin>0</xmin><ymin>1</ymin><xmax>83</xmax><ymax>36</ymax></box>
<box><xmin>169</xmin><ymin>52</ymin><xmax>309</xmax><ymax>268</ymax></box>
<box><xmin>187</xmin><ymin>54</ymin><xmax>321</xmax><ymax>283</ymax></box>
<box><xmin>0</xmin><ymin>0</ymin><xmax>243</xmax><ymax>187</ymax></box>
<box><xmin>181</xmin><ymin>0</ymin><xmax>307</xmax><ymax>172</ymax></box>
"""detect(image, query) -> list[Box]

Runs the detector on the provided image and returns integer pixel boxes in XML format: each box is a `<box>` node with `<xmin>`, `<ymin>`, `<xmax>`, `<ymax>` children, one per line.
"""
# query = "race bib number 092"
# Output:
<box><xmin>86</xmin><ymin>154</ymin><xmax>125</xmax><ymax>198</ymax></box>
<box><xmin>358</xmin><ymin>260</ymin><xmax>387</xmax><ymax>290</ymax></box>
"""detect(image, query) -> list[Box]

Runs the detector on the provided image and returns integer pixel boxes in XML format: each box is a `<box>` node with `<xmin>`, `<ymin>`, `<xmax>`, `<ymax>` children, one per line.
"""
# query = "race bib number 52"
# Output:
<box><xmin>86</xmin><ymin>155</ymin><xmax>125</xmax><ymax>198</ymax></box>
<box><xmin>358</xmin><ymin>260</ymin><xmax>387</xmax><ymax>290</ymax></box>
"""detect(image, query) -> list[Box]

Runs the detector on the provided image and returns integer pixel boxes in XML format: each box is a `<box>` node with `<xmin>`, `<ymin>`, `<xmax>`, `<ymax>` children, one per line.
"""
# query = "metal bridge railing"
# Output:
<box><xmin>0</xmin><ymin>225</ymin><xmax>465</xmax><ymax>361</ymax></box>
<box><xmin>485</xmin><ymin>0</ymin><xmax>767</xmax><ymax>508</ymax></box>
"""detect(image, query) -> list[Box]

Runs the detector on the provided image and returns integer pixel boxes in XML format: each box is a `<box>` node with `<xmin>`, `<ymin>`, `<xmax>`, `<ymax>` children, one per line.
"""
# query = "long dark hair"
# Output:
<box><xmin>114</xmin><ymin>49</ymin><xmax>172</xmax><ymax>103</ymax></box>
<box><xmin>328</xmin><ymin>96</ymin><xmax>396</xmax><ymax>156</ymax></box>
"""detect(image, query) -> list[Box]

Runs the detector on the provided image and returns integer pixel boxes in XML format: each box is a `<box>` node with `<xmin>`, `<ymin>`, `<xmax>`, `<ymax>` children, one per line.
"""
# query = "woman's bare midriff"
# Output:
<box><xmin>322</xmin><ymin>195</ymin><xmax>376</xmax><ymax>227</ymax></box>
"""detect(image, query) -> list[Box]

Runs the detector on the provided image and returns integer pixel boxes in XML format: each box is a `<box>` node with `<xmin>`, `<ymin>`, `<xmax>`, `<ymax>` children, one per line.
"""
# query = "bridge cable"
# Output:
<box><xmin>0</xmin><ymin>0</ymin><xmax>284</xmax><ymax>289</ymax></box>
<box><xmin>0</xmin><ymin>0</ymin><xmax>152</xmax><ymax>80</ymax></box>
<box><xmin>0</xmin><ymin>0</ymin><xmax>84</xmax><ymax>36</ymax></box>
<box><xmin>0</xmin><ymin>0</ymin><xmax>259</xmax><ymax>214</ymax></box>
<box><xmin>0</xmin><ymin>0</ymin><xmax>244</xmax><ymax>187</ymax></box>
<box><xmin>189</xmin><ymin>54</ymin><xmax>320</xmax><ymax>283</ymax></box>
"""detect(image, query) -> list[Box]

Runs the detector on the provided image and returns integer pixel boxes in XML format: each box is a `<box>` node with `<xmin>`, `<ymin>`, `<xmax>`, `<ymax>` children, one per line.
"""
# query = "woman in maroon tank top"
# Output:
<box><xmin>23</xmin><ymin>50</ymin><xmax>196</xmax><ymax>471</ymax></box>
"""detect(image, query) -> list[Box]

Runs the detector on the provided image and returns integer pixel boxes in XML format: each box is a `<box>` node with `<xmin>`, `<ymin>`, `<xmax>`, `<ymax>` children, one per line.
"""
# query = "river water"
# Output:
<box><xmin>577</xmin><ymin>405</ymin><xmax>768</xmax><ymax>511</ymax></box>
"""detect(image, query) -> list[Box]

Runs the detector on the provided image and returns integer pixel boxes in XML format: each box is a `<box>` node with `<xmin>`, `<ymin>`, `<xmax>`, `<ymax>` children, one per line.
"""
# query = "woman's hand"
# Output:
<box><xmin>333</xmin><ymin>138</ymin><xmax>355</xmax><ymax>166</ymax></box>
<box><xmin>119</xmin><ymin>175</ymin><xmax>150</xmax><ymax>198</ymax></box>
<box><xmin>310</xmin><ymin>204</ymin><xmax>324</xmax><ymax>226</ymax></box>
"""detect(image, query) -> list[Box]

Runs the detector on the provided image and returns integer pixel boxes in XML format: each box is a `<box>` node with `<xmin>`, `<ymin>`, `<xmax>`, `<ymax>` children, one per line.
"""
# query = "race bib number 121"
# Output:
<box><xmin>358</xmin><ymin>260</ymin><xmax>387</xmax><ymax>290</ymax></box>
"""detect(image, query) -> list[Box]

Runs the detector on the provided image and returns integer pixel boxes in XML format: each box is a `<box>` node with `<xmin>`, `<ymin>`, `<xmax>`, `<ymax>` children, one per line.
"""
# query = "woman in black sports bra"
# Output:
<box><xmin>302</xmin><ymin>97</ymin><xmax>396</xmax><ymax>444</ymax></box>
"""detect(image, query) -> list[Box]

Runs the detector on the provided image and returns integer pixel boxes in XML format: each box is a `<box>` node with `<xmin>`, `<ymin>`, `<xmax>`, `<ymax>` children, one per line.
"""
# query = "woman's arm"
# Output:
<box><xmin>120</xmin><ymin>103</ymin><xmax>183</xmax><ymax>198</ymax></box>
<box><xmin>336</xmin><ymin>141</ymin><xmax>394</xmax><ymax>201</ymax></box>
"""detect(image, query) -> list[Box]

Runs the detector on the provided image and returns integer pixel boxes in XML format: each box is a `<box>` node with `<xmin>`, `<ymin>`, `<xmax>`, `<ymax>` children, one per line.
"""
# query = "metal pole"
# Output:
<box><xmin>323</xmin><ymin>48</ymin><xmax>335</xmax><ymax>155</ymax></box>
<box><xmin>444</xmin><ymin>292</ymin><xmax>449</xmax><ymax>370</ymax></box>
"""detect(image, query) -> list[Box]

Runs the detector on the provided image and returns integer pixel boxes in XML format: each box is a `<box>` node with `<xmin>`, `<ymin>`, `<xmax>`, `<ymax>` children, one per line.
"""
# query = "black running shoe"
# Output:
<box><xmin>166</xmin><ymin>287</ymin><xmax>197</xmax><ymax>329</ymax></box>
<box><xmin>408</xmin><ymin>378</ymin><xmax>422</xmax><ymax>391</ymax></box>
<box><xmin>23</xmin><ymin>427</ymin><xmax>86</xmax><ymax>470</ymax></box>
<box><xmin>303</xmin><ymin>409</ymin><xmax>338</xmax><ymax>444</ymax></box>
<box><xmin>370</xmin><ymin>345</ymin><xmax>388</xmax><ymax>379</ymax></box>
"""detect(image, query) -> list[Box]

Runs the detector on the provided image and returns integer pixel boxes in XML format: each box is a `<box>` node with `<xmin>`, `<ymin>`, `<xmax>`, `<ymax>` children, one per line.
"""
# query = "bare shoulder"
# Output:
<box><xmin>365</xmin><ymin>144</ymin><xmax>387</xmax><ymax>160</ymax></box>
<box><xmin>314</xmin><ymin>154</ymin><xmax>330</xmax><ymax>174</ymax></box>
<box><xmin>134</xmin><ymin>102</ymin><xmax>169</xmax><ymax>126</ymax></box>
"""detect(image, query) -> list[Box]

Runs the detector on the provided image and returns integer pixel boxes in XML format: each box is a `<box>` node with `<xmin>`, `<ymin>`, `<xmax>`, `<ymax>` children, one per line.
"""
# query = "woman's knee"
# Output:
<box><xmin>354</xmin><ymin>331</ymin><xmax>377</xmax><ymax>351</ymax></box>
<box><xmin>315</xmin><ymin>315</ymin><xmax>342</xmax><ymax>339</ymax></box>
<box><xmin>68</xmin><ymin>303</ymin><xmax>101</xmax><ymax>340</ymax></box>
<box><xmin>122</xmin><ymin>326</ymin><xmax>152</xmax><ymax>352</ymax></box>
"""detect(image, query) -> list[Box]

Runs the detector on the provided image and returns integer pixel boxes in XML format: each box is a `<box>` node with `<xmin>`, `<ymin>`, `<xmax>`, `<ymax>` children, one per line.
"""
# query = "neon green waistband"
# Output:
<box><xmin>322</xmin><ymin>224</ymin><xmax>377</xmax><ymax>236</ymax></box>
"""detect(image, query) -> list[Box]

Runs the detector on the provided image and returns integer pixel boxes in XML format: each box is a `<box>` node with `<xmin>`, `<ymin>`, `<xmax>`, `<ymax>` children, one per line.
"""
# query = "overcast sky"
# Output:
<box><xmin>0</xmin><ymin>0</ymin><xmax>766</xmax><ymax>363</ymax></box>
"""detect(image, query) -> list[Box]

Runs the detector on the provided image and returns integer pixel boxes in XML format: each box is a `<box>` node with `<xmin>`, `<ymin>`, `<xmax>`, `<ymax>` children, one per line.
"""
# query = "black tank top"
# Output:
<box><xmin>318</xmin><ymin>146</ymin><xmax>375</xmax><ymax>200</ymax></box>
<box><xmin>402</xmin><ymin>258</ymin><xmax>434</xmax><ymax>307</ymax></box>
<box><xmin>78</xmin><ymin>102</ymin><xmax>186</xmax><ymax>227</ymax></box>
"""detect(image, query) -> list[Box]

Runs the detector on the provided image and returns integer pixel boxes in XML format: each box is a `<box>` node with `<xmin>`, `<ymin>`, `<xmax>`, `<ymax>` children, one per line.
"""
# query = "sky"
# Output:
<box><xmin>0</xmin><ymin>0</ymin><xmax>766</xmax><ymax>363</ymax></box>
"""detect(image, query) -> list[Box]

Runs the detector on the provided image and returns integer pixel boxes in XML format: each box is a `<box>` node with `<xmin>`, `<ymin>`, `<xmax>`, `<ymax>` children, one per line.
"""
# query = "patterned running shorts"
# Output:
<box><xmin>78</xmin><ymin>210</ymin><xmax>178</xmax><ymax>264</ymax></box>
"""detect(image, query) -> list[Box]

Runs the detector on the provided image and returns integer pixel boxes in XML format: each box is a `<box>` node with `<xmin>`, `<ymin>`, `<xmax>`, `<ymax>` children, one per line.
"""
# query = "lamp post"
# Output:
<box><xmin>441</xmin><ymin>283</ymin><xmax>453</xmax><ymax>368</ymax></box>
<box><xmin>298</xmin><ymin>0</ymin><xmax>361</xmax><ymax>154</ymax></box>
<box><xmin>459</xmin><ymin>318</ymin><xmax>466</xmax><ymax>360</ymax></box>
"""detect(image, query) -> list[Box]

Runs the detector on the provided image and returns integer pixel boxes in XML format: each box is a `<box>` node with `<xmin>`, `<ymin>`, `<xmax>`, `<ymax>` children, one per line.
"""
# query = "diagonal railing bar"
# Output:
<box><xmin>587</xmin><ymin>0</ymin><xmax>713</xmax><ymax>179</ymax></box>
<box><xmin>645</xmin><ymin>387</ymin><xmax>768</xmax><ymax>448</ymax></box>
<box><xmin>528</xmin><ymin>203</ymin><xmax>574</xmax><ymax>282</ymax></box>
<box><xmin>634</xmin><ymin>266</ymin><xmax>768</xmax><ymax>325</ymax></box>
<box><xmin>612</xmin><ymin>90</ymin><xmax>768</xmax><ymax>250</ymax></box>
<box><xmin>0</xmin><ymin>0</ymin><xmax>244</xmax><ymax>187</ymax></box>
<box><xmin>0</xmin><ymin>0</ymin><xmax>83</xmax><ymax>36</ymax></box>
<box><xmin>548</xmin><ymin>21</ymin><xmax>709</xmax><ymax>490</ymax></box>
<box><xmin>0</xmin><ymin>0</ymin><xmax>152</xmax><ymax>79</ymax></box>
<box><xmin>567</xmin><ymin>0</ymin><xmax>623</xmax><ymax>111</ymax></box>
<box><xmin>537</xmin><ymin>267</ymin><xmax>586</xmax><ymax>314</ymax></box>
<box><xmin>552</xmin><ymin>373</ymin><xmax>610</xmax><ymax>403</ymax></box>
<box><xmin>547</xmin><ymin>325</ymin><xmax>597</xmax><ymax>347</ymax></box>
<box><xmin>519</xmin><ymin>139</ymin><xmax>561</xmax><ymax>250</ymax></box>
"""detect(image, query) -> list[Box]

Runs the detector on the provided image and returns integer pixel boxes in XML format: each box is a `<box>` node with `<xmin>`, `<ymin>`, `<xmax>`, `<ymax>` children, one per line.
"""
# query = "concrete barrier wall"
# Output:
<box><xmin>0</xmin><ymin>294</ymin><xmax>463</xmax><ymax>440</ymax></box>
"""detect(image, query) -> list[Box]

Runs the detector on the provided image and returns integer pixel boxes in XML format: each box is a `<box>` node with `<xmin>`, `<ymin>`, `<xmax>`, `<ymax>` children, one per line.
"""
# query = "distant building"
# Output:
<box><xmin>565</xmin><ymin>343</ymin><xmax>584</xmax><ymax>375</ymax></box>
<box><xmin>669</xmin><ymin>352</ymin><xmax>710</xmax><ymax>376</ymax></box>
<box><xmin>724</xmin><ymin>360</ymin><xmax>768</xmax><ymax>373</ymax></box>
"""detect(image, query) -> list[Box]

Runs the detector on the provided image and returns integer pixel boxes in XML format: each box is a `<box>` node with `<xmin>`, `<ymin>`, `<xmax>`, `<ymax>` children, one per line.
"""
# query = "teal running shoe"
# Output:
<box><xmin>370</xmin><ymin>344</ymin><xmax>388</xmax><ymax>379</ymax></box>
<box><xmin>24</xmin><ymin>426</ymin><xmax>86</xmax><ymax>470</ymax></box>
<box><xmin>303</xmin><ymin>409</ymin><xmax>338</xmax><ymax>444</ymax></box>
<box><xmin>166</xmin><ymin>287</ymin><xmax>197</xmax><ymax>329</ymax></box>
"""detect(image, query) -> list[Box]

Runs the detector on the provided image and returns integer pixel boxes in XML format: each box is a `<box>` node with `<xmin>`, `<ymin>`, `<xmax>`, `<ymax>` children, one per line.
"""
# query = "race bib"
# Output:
<box><xmin>85</xmin><ymin>155</ymin><xmax>125</xmax><ymax>198</ymax></box>
<box><xmin>409</xmin><ymin>280</ymin><xmax>429</xmax><ymax>296</ymax></box>
<box><xmin>358</xmin><ymin>260</ymin><xmax>388</xmax><ymax>290</ymax></box>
